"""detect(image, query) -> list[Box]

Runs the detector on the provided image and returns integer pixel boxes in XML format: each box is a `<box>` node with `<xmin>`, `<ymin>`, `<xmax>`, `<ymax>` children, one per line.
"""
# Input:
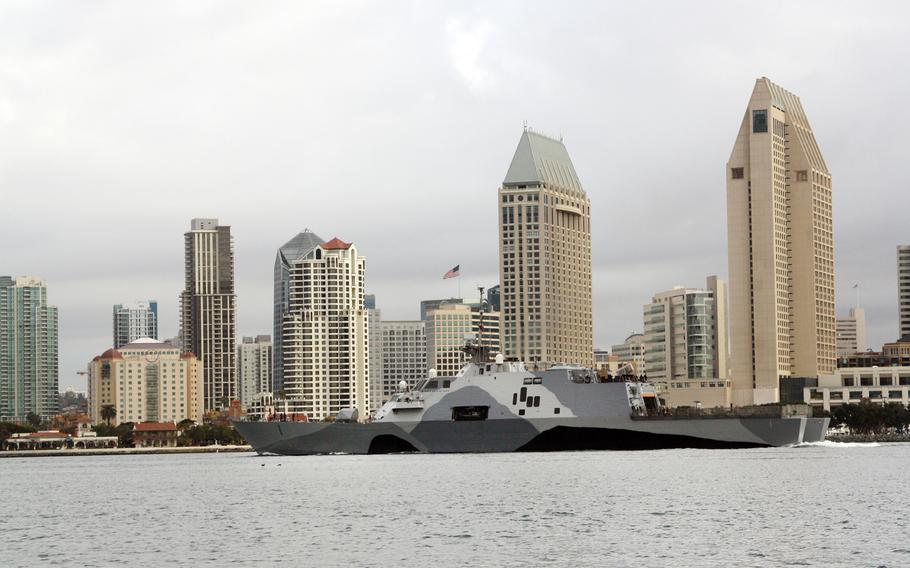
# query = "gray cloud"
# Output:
<box><xmin>1</xmin><ymin>1</ymin><xmax>908</xmax><ymax>390</ymax></box>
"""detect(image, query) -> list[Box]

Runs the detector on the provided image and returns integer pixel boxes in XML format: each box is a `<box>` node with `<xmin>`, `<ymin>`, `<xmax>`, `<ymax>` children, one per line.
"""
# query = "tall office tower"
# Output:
<box><xmin>836</xmin><ymin>308</ymin><xmax>867</xmax><ymax>357</ymax></box>
<box><xmin>87</xmin><ymin>339</ymin><xmax>203</xmax><ymax>426</ymax></box>
<box><xmin>499</xmin><ymin>128</ymin><xmax>593</xmax><ymax>369</ymax></box>
<box><xmin>378</xmin><ymin>320</ymin><xmax>427</xmax><ymax>406</ymax></box>
<box><xmin>424</xmin><ymin>301</ymin><xmax>501</xmax><ymax>376</ymax></box>
<box><xmin>282</xmin><ymin>238</ymin><xmax>369</xmax><ymax>420</ymax></box>
<box><xmin>366</xmin><ymin>298</ymin><xmax>382</xmax><ymax>413</ymax></box>
<box><xmin>0</xmin><ymin>276</ymin><xmax>59</xmax><ymax>422</ymax></box>
<box><xmin>274</xmin><ymin>229</ymin><xmax>324</xmax><ymax>395</ymax></box>
<box><xmin>727</xmin><ymin>78</ymin><xmax>835</xmax><ymax>405</ymax></box>
<box><xmin>237</xmin><ymin>335</ymin><xmax>273</xmax><ymax>406</ymax></box>
<box><xmin>642</xmin><ymin>276</ymin><xmax>728</xmax><ymax>386</ymax></box>
<box><xmin>899</xmin><ymin>245</ymin><xmax>910</xmax><ymax>338</ymax></box>
<box><xmin>180</xmin><ymin>218</ymin><xmax>237</xmax><ymax>411</ymax></box>
<box><xmin>113</xmin><ymin>301</ymin><xmax>158</xmax><ymax>348</ymax></box>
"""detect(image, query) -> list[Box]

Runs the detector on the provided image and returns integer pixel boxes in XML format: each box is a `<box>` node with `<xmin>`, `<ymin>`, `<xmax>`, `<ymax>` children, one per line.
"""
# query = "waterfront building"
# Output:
<box><xmin>498</xmin><ymin>128</ymin><xmax>593</xmax><ymax>369</ymax></box>
<box><xmin>610</xmin><ymin>333</ymin><xmax>646</xmax><ymax>375</ymax></box>
<box><xmin>487</xmin><ymin>285</ymin><xmax>501</xmax><ymax>312</ymax></box>
<box><xmin>899</xmin><ymin>245</ymin><xmax>910</xmax><ymax>338</ymax></box>
<box><xmin>804</xmin><ymin>367</ymin><xmax>910</xmax><ymax>412</ymax></box>
<box><xmin>113</xmin><ymin>301</ymin><xmax>158</xmax><ymax>348</ymax></box>
<box><xmin>367</xmin><ymin>299</ymin><xmax>382</xmax><ymax>413</ymax></box>
<box><xmin>727</xmin><ymin>78</ymin><xmax>835</xmax><ymax>405</ymax></box>
<box><xmin>274</xmin><ymin>229</ymin><xmax>324</xmax><ymax>395</ymax></box>
<box><xmin>87</xmin><ymin>339</ymin><xmax>203</xmax><ymax>426</ymax></box>
<box><xmin>0</xmin><ymin>276</ymin><xmax>59</xmax><ymax>422</ymax></box>
<box><xmin>237</xmin><ymin>335</ymin><xmax>273</xmax><ymax>407</ymax></box>
<box><xmin>281</xmin><ymin>237</ymin><xmax>369</xmax><ymax>420</ymax></box>
<box><xmin>132</xmin><ymin>422</ymin><xmax>179</xmax><ymax>448</ymax></box>
<box><xmin>378</xmin><ymin>320</ymin><xmax>427</xmax><ymax>406</ymax></box>
<box><xmin>180</xmin><ymin>218</ymin><xmax>236</xmax><ymax>411</ymax></box>
<box><xmin>642</xmin><ymin>277</ymin><xmax>729</xmax><ymax>407</ymax></box>
<box><xmin>836</xmin><ymin>308</ymin><xmax>867</xmax><ymax>357</ymax></box>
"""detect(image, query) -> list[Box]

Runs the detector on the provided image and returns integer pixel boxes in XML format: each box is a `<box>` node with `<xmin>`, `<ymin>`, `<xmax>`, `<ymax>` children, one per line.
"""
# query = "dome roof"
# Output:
<box><xmin>100</xmin><ymin>348</ymin><xmax>123</xmax><ymax>359</ymax></box>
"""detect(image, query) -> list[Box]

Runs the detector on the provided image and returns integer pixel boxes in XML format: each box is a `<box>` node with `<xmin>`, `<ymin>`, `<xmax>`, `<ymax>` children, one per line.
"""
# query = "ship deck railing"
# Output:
<box><xmin>632</xmin><ymin>404</ymin><xmax>814</xmax><ymax>420</ymax></box>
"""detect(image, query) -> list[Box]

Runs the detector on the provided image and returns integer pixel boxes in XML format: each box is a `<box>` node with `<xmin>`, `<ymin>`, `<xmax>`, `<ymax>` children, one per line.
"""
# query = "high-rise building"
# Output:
<box><xmin>378</xmin><ymin>320</ymin><xmax>427</xmax><ymax>406</ymax></box>
<box><xmin>643</xmin><ymin>277</ymin><xmax>728</xmax><ymax>385</ymax></box>
<box><xmin>836</xmin><ymin>308</ymin><xmax>867</xmax><ymax>357</ymax></box>
<box><xmin>424</xmin><ymin>301</ymin><xmax>501</xmax><ymax>377</ymax></box>
<box><xmin>87</xmin><ymin>338</ymin><xmax>203</xmax><ymax>426</ymax></box>
<box><xmin>899</xmin><ymin>245</ymin><xmax>910</xmax><ymax>338</ymax></box>
<box><xmin>0</xmin><ymin>276</ymin><xmax>59</xmax><ymax>422</ymax></box>
<box><xmin>237</xmin><ymin>335</ymin><xmax>273</xmax><ymax>407</ymax></box>
<box><xmin>281</xmin><ymin>237</ymin><xmax>369</xmax><ymax>420</ymax></box>
<box><xmin>726</xmin><ymin>78</ymin><xmax>835</xmax><ymax>405</ymax></box>
<box><xmin>610</xmin><ymin>333</ymin><xmax>646</xmax><ymax>375</ymax></box>
<box><xmin>180</xmin><ymin>218</ymin><xmax>236</xmax><ymax>411</ymax></box>
<box><xmin>487</xmin><ymin>285</ymin><xmax>501</xmax><ymax>312</ymax></box>
<box><xmin>274</xmin><ymin>229</ymin><xmax>324</xmax><ymax>395</ymax></box>
<box><xmin>366</xmin><ymin>298</ymin><xmax>382</xmax><ymax>413</ymax></box>
<box><xmin>499</xmin><ymin>128</ymin><xmax>593</xmax><ymax>369</ymax></box>
<box><xmin>113</xmin><ymin>301</ymin><xmax>158</xmax><ymax>348</ymax></box>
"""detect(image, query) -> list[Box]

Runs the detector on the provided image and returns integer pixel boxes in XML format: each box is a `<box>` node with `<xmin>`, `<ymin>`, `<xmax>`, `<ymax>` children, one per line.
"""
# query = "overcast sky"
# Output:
<box><xmin>2</xmin><ymin>1</ymin><xmax>909</xmax><ymax>391</ymax></box>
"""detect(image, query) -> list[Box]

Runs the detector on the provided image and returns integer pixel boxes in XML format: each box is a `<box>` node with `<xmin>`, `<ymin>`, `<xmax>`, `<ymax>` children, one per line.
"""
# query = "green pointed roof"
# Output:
<box><xmin>503</xmin><ymin>129</ymin><xmax>584</xmax><ymax>193</ymax></box>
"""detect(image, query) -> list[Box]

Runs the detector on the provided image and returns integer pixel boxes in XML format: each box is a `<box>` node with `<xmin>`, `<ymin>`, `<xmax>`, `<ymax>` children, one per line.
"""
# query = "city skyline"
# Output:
<box><xmin>3</xmin><ymin>3</ymin><xmax>910</xmax><ymax>391</ymax></box>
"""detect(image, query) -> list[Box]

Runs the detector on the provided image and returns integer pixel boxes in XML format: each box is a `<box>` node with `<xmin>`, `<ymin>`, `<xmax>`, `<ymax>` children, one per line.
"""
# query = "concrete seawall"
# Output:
<box><xmin>0</xmin><ymin>445</ymin><xmax>253</xmax><ymax>459</ymax></box>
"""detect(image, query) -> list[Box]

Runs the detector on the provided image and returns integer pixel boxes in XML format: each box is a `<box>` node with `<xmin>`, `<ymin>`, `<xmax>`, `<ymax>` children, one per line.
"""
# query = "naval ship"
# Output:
<box><xmin>233</xmin><ymin>354</ymin><xmax>829</xmax><ymax>455</ymax></box>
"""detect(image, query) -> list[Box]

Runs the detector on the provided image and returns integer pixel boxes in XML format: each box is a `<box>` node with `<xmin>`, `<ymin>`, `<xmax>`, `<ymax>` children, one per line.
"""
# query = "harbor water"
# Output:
<box><xmin>2</xmin><ymin>443</ymin><xmax>908</xmax><ymax>567</ymax></box>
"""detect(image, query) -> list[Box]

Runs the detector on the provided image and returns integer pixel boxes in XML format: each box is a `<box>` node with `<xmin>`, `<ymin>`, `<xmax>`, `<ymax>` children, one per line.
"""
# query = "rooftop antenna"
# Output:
<box><xmin>523</xmin><ymin>120</ymin><xmax>528</xmax><ymax>131</ymax></box>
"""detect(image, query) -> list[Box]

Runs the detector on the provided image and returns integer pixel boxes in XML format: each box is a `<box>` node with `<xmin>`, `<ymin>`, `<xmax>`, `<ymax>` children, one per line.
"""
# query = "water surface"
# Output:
<box><xmin>2</xmin><ymin>443</ymin><xmax>906</xmax><ymax>567</ymax></box>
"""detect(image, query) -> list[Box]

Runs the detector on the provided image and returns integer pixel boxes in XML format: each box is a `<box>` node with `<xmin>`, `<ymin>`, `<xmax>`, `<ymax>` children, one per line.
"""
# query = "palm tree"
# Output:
<box><xmin>100</xmin><ymin>405</ymin><xmax>116</xmax><ymax>426</ymax></box>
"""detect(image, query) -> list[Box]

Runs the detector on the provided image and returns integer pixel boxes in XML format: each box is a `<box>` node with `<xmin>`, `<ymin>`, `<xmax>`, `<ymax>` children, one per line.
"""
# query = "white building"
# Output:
<box><xmin>836</xmin><ymin>308</ymin><xmax>867</xmax><ymax>357</ymax></box>
<box><xmin>281</xmin><ymin>237</ymin><xmax>369</xmax><ymax>421</ymax></box>
<box><xmin>378</xmin><ymin>320</ymin><xmax>427</xmax><ymax>408</ymax></box>
<box><xmin>87</xmin><ymin>338</ymin><xmax>203</xmax><ymax>426</ymax></box>
<box><xmin>113</xmin><ymin>301</ymin><xmax>158</xmax><ymax>349</ymax></box>
<box><xmin>804</xmin><ymin>367</ymin><xmax>910</xmax><ymax>412</ymax></box>
<box><xmin>238</xmin><ymin>335</ymin><xmax>273</xmax><ymax>407</ymax></box>
<box><xmin>424</xmin><ymin>301</ymin><xmax>500</xmax><ymax>378</ymax></box>
<box><xmin>366</xmin><ymin>296</ymin><xmax>383</xmax><ymax>413</ymax></box>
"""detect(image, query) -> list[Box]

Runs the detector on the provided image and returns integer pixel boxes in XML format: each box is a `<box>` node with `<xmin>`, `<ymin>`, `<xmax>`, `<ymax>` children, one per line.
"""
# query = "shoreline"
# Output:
<box><xmin>0</xmin><ymin>445</ymin><xmax>253</xmax><ymax>458</ymax></box>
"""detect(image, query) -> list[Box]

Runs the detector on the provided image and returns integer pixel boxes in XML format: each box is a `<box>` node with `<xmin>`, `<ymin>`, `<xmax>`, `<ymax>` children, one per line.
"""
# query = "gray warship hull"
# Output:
<box><xmin>235</xmin><ymin>365</ymin><xmax>828</xmax><ymax>455</ymax></box>
<box><xmin>234</xmin><ymin>414</ymin><xmax>829</xmax><ymax>455</ymax></box>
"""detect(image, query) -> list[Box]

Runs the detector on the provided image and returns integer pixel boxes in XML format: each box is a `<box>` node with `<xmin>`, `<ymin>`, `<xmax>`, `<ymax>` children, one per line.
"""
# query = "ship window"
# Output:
<box><xmin>554</xmin><ymin>407</ymin><xmax>560</xmax><ymax>414</ymax></box>
<box><xmin>526</xmin><ymin>397</ymin><xmax>533</xmax><ymax>408</ymax></box>
<box><xmin>523</xmin><ymin>377</ymin><xmax>533</xmax><ymax>385</ymax></box>
<box><xmin>518</xmin><ymin>409</ymin><xmax>525</xmax><ymax>416</ymax></box>
<box><xmin>512</xmin><ymin>393</ymin><xmax>517</xmax><ymax>405</ymax></box>
<box><xmin>425</xmin><ymin>380</ymin><xmax>439</xmax><ymax>390</ymax></box>
<box><xmin>520</xmin><ymin>387</ymin><xmax>527</xmax><ymax>402</ymax></box>
<box><xmin>533</xmin><ymin>396</ymin><xmax>540</xmax><ymax>407</ymax></box>
<box><xmin>532</xmin><ymin>377</ymin><xmax>543</xmax><ymax>384</ymax></box>
<box><xmin>443</xmin><ymin>380</ymin><xmax>451</xmax><ymax>389</ymax></box>
<box><xmin>451</xmin><ymin>406</ymin><xmax>489</xmax><ymax>421</ymax></box>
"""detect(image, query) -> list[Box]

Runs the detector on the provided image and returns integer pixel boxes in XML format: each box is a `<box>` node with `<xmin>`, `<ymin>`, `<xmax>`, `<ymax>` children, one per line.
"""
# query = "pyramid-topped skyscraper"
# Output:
<box><xmin>498</xmin><ymin>128</ymin><xmax>593</xmax><ymax>369</ymax></box>
<box><xmin>726</xmin><ymin>78</ymin><xmax>835</xmax><ymax>405</ymax></box>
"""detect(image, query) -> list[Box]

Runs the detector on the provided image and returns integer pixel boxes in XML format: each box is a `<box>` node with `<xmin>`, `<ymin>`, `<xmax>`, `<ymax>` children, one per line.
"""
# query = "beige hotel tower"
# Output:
<box><xmin>727</xmin><ymin>78</ymin><xmax>835</xmax><ymax>406</ymax></box>
<box><xmin>498</xmin><ymin>128</ymin><xmax>593</xmax><ymax>369</ymax></box>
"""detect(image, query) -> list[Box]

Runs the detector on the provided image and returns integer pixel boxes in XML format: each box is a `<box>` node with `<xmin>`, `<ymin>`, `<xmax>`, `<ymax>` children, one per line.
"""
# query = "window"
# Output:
<box><xmin>752</xmin><ymin>109</ymin><xmax>768</xmax><ymax>133</ymax></box>
<box><xmin>554</xmin><ymin>407</ymin><xmax>560</xmax><ymax>414</ymax></box>
<box><xmin>518</xmin><ymin>409</ymin><xmax>525</xmax><ymax>416</ymax></box>
<box><xmin>731</xmin><ymin>167</ymin><xmax>744</xmax><ymax>179</ymax></box>
<box><xmin>533</xmin><ymin>396</ymin><xmax>540</xmax><ymax>407</ymax></box>
<box><xmin>451</xmin><ymin>406</ymin><xmax>488</xmax><ymax>421</ymax></box>
<box><xmin>520</xmin><ymin>387</ymin><xmax>527</xmax><ymax>402</ymax></box>
<box><xmin>512</xmin><ymin>393</ymin><xmax>517</xmax><ymax>405</ymax></box>
<box><xmin>796</xmin><ymin>170</ymin><xmax>808</xmax><ymax>182</ymax></box>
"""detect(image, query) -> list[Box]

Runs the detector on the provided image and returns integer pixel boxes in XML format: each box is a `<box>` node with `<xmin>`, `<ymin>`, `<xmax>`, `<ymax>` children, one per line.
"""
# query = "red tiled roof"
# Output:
<box><xmin>100</xmin><ymin>348</ymin><xmax>123</xmax><ymax>359</ymax></box>
<box><xmin>133</xmin><ymin>422</ymin><xmax>177</xmax><ymax>432</ymax></box>
<box><xmin>321</xmin><ymin>237</ymin><xmax>351</xmax><ymax>250</ymax></box>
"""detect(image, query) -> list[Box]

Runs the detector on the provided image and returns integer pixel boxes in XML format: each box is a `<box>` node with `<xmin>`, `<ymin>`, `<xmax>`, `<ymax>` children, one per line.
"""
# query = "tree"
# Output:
<box><xmin>25</xmin><ymin>412</ymin><xmax>42</xmax><ymax>429</ymax></box>
<box><xmin>176</xmin><ymin>418</ymin><xmax>195</xmax><ymax>431</ymax></box>
<box><xmin>100</xmin><ymin>405</ymin><xmax>116</xmax><ymax>426</ymax></box>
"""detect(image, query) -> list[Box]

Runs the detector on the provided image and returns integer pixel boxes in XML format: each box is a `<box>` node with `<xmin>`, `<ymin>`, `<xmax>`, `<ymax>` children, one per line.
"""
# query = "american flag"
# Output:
<box><xmin>443</xmin><ymin>265</ymin><xmax>460</xmax><ymax>279</ymax></box>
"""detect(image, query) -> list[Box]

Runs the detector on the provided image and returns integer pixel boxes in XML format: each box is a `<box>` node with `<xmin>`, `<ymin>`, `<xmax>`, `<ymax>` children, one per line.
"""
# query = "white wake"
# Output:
<box><xmin>793</xmin><ymin>440</ymin><xmax>881</xmax><ymax>448</ymax></box>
